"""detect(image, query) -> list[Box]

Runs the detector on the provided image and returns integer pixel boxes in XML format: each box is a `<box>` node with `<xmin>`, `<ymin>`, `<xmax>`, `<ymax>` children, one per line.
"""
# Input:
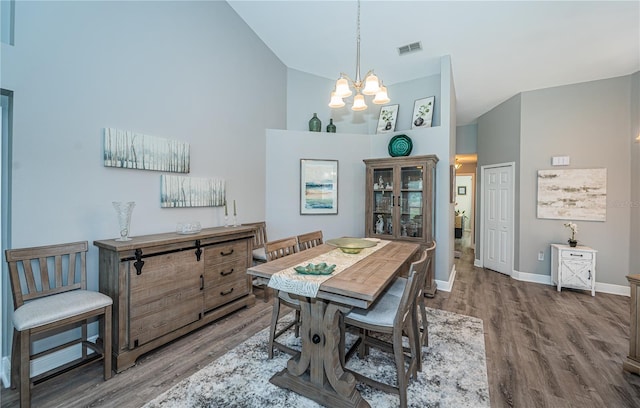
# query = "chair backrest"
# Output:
<box><xmin>244</xmin><ymin>221</ymin><xmax>268</xmax><ymax>250</ymax></box>
<box><xmin>5</xmin><ymin>241</ymin><xmax>89</xmax><ymax>309</ymax></box>
<box><xmin>395</xmin><ymin>248</ymin><xmax>430</xmax><ymax>327</ymax></box>
<box><xmin>297</xmin><ymin>230</ymin><xmax>323</xmax><ymax>251</ymax></box>
<box><xmin>418</xmin><ymin>241</ymin><xmax>437</xmax><ymax>296</ymax></box>
<box><xmin>265</xmin><ymin>236</ymin><xmax>299</xmax><ymax>262</ymax></box>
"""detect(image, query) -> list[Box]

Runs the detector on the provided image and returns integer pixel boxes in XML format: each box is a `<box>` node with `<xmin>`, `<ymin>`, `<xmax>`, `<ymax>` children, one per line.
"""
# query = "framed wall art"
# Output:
<box><xmin>161</xmin><ymin>175</ymin><xmax>225</xmax><ymax>208</ymax></box>
<box><xmin>376</xmin><ymin>104</ymin><xmax>399</xmax><ymax>134</ymax></box>
<box><xmin>300</xmin><ymin>159</ymin><xmax>338</xmax><ymax>215</ymax></box>
<box><xmin>537</xmin><ymin>168</ymin><xmax>607</xmax><ymax>221</ymax></box>
<box><xmin>457</xmin><ymin>186</ymin><xmax>467</xmax><ymax>195</ymax></box>
<box><xmin>411</xmin><ymin>96</ymin><xmax>435</xmax><ymax>129</ymax></box>
<box><xmin>104</xmin><ymin>128</ymin><xmax>190</xmax><ymax>173</ymax></box>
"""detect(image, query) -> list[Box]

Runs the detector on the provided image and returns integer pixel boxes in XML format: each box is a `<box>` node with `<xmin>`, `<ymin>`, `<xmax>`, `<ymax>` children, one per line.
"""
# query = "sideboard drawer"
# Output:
<box><xmin>205</xmin><ymin>240</ymin><xmax>246</xmax><ymax>264</ymax></box>
<box><xmin>205</xmin><ymin>278</ymin><xmax>249</xmax><ymax>312</ymax></box>
<box><xmin>205</xmin><ymin>257</ymin><xmax>248</xmax><ymax>286</ymax></box>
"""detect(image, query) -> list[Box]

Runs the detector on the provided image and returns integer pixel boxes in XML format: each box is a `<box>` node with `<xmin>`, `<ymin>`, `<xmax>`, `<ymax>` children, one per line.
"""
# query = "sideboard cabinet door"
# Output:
<box><xmin>128</xmin><ymin>250</ymin><xmax>202</xmax><ymax>348</ymax></box>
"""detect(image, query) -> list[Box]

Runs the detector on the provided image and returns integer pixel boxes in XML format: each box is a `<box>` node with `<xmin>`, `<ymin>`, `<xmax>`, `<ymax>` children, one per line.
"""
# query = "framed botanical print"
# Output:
<box><xmin>300</xmin><ymin>159</ymin><xmax>338</xmax><ymax>215</ymax></box>
<box><xmin>376</xmin><ymin>104</ymin><xmax>399</xmax><ymax>134</ymax></box>
<box><xmin>411</xmin><ymin>96</ymin><xmax>435</xmax><ymax>129</ymax></box>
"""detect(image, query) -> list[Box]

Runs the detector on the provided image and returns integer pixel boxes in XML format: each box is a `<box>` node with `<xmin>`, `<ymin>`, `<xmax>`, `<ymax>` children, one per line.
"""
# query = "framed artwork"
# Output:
<box><xmin>411</xmin><ymin>96</ymin><xmax>435</xmax><ymax>129</ymax></box>
<box><xmin>300</xmin><ymin>159</ymin><xmax>338</xmax><ymax>215</ymax></box>
<box><xmin>537</xmin><ymin>168</ymin><xmax>607</xmax><ymax>221</ymax></box>
<box><xmin>160</xmin><ymin>175</ymin><xmax>225</xmax><ymax>208</ymax></box>
<box><xmin>457</xmin><ymin>186</ymin><xmax>467</xmax><ymax>195</ymax></box>
<box><xmin>376</xmin><ymin>104</ymin><xmax>399</xmax><ymax>134</ymax></box>
<box><xmin>104</xmin><ymin>128</ymin><xmax>190</xmax><ymax>173</ymax></box>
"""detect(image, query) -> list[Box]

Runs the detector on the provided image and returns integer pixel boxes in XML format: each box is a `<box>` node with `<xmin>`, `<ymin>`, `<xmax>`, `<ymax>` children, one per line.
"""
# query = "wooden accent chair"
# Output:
<box><xmin>5</xmin><ymin>241</ymin><xmax>113</xmax><ymax>408</ymax></box>
<box><xmin>341</xmin><ymin>248</ymin><xmax>429</xmax><ymax>408</ymax></box>
<box><xmin>385</xmin><ymin>241</ymin><xmax>437</xmax><ymax>369</ymax></box>
<box><xmin>265</xmin><ymin>236</ymin><xmax>301</xmax><ymax>359</ymax></box>
<box><xmin>296</xmin><ymin>230</ymin><xmax>324</xmax><ymax>251</ymax></box>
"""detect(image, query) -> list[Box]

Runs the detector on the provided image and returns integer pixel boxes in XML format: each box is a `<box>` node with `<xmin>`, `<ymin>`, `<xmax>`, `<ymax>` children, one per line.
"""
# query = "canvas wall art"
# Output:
<box><xmin>161</xmin><ymin>175</ymin><xmax>225</xmax><ymax>208</ymax></box>
<box><xmin>104</xmin><ymin>128</ymin><xmax>190</xmax><ymax>173</ymax></box>
<box><xmin>537</xmin><ymin>168</ymin><xmax>607</xmax><ymax>221</ymax></box>
<box><xmin>300</xmin><ymin>159</ymin><xmax>338</xmax><ymax>215</ymax></box>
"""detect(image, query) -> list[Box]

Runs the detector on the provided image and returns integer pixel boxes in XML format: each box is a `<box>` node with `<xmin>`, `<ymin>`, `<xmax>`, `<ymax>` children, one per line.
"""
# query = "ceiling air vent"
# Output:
<box><xmin>398</xmin><ymin>41</ymin><xmax>422</xmax><ymax>56</ymax></box>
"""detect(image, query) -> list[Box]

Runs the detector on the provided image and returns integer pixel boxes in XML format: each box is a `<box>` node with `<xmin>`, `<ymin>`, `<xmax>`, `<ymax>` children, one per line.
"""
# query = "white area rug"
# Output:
<box><xmin>144</xmin><ymin>307</ymin><xmax>489</xmax><ymax>408</ymax></box>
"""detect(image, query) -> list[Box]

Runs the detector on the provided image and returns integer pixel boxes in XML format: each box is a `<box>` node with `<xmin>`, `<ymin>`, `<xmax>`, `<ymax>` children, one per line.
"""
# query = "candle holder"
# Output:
<box><xmin>233</xmin><ymin>215</ymin><xmax>238</xmax><ymax>227</ymax></box>
<box><xmin>224</xmin><ymin>215</ymin><xmax>230</xmax><ymax>227</ymax></box>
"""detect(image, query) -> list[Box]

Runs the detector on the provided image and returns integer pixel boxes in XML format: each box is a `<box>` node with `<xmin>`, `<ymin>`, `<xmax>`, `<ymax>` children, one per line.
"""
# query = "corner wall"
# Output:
<box><xmin>630</xmin><ymin>72</ymin><xmax>639</xmax><ymax>275</ymax></box>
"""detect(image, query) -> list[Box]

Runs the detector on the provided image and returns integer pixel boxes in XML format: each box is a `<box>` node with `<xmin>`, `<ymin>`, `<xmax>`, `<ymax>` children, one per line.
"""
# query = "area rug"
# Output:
<box><xmin>143</xmin><ymin>307</ymin><xmax>489</xmax><ymax>408</ymax></box>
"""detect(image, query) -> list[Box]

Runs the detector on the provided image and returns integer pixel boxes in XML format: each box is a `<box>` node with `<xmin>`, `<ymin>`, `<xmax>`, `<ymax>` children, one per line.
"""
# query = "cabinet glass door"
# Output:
<box><xmin>400</xmin><ymin>165</ymin><xmax>424</xmax><ymax>239</ymax></box>
<box><xmin>372</xmin><ymin>167</ymin><xmax>394</xmax><ymax>236</ymax></box>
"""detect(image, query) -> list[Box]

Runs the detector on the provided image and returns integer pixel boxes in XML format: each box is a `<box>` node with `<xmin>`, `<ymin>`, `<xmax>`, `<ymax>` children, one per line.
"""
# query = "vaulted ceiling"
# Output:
<box><xmin>228</xmin><ymin>1</ymin><xmax>639</xmax><ymax>125</ymax></box>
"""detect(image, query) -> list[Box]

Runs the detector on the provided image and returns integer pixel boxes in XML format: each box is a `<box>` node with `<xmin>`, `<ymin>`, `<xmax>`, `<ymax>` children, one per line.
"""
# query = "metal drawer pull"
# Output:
<box><xmin>569</xmin><ymin>253</ymin><xmax>583</xmax><ymax>257</ymax></box>
<box><xmin>220</xmin><ymin>268</ymin><xmax>234</xmax><ymax>276</ymax></box>
<box><xmin>200</xmin><ymin>275</ymin><xmax>204</xmax><ymax>290</ymax></box>
<box><xmin>220</xmin><ymin>288</ymin><xmax>234</xmax><ymax>296</ymax></box>
<box><xmin>220</xmin><ymin>249</ymin><xmax>234</xmax><ymax>256</ymax></box>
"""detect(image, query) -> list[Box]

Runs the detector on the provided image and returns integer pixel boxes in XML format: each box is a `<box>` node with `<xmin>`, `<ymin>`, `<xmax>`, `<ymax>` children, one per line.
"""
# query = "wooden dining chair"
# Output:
<box><xmin>296</xmin><ymin>230</ymin><xmax>323</xmax><ymax>251</ymax></box>
<box><xmin>385</xmin><ymin>241</ymin><xmax>436</xmax><ymax>368</ymax></box>
<box><xmin>265</xmin><ymin>236</ymin><xmax>302</xmax><ymax>359</ymax></box>
<box><xmin>341</xmin><ymin>248</ymin><xmax>429</xmax><ymax>408</ymax></box>
<box><xmin>5</xmin><ymin>241</ymin><xmax>113</xmax><ymax>408</ymax></box>
<box><xmin>243</xmin><ymin>221</ymin><xmax>268</xmax><ymax>264</ymax></box>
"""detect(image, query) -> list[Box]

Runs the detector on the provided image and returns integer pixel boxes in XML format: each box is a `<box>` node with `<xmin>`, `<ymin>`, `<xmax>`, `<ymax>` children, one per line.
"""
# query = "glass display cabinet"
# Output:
<box><xmin>364</xmin><ymin>155</ymin><xmax>439</xmax><ymax>295</ymax></box>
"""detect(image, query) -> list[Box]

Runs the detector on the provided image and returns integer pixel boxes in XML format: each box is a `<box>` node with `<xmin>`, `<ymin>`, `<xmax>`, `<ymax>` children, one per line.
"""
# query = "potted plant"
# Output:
<box><xmin>564</xmin><ymin>221</ymin><xmax>578</xmax><ymax>247</ymax></box>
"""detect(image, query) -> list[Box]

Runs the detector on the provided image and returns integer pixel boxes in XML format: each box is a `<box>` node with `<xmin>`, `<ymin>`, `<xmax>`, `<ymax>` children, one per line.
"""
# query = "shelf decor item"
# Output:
<box><xmin>309</xmin><ymin>113</ymin><xmax>321</xmax><ymax>132</ymax></box>
<box><xmin>376</xmin><ymin>104</ymin><xmax>399</xmax><ymax>134</ymax></box>
<box><xmin>113</xmin><ymin>201</ymin><xmax>135</xmax><ymax>241</ymax></box>
<box><xmin>411</xmin><ymin>96</ymin><xmax>435</xmax><ymax>129</ymax></box>
<box><xmin>388</xmin><ymin>134</ymin><xmax>413</xmax><ymax>157</ymax></box>
<box><xmin>326</xmin><ymin>119</ymin><xmax>337</xmax><ymax>133</ymax></box>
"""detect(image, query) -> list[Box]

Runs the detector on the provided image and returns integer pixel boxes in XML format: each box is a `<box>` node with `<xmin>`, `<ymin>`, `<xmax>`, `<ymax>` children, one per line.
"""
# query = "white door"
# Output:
<box><xmin>482</xmin><ymin>164</ymin><xmax>513</xmax><ymax>275</ymax></box>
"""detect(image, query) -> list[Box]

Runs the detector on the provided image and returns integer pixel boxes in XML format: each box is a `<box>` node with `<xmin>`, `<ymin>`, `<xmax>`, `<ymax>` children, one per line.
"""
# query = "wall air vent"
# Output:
<box><xmin>398</xmin><ymin>41</ymin><xmax>422</xmax><ymax>56</ymax></box>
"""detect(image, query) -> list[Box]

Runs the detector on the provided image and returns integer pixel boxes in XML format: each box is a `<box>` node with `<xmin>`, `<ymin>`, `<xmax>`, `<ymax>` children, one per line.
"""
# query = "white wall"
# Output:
<box><xmin>1</xmin><ymin>0</ymin><xmax>286</xmax><ymax>371</ymax></box>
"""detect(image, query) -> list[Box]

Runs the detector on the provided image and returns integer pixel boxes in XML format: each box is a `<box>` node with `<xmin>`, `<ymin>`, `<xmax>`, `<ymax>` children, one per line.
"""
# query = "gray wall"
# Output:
<box><xmin>631</xmin><ymin>72</ymin><xmax>640</xmax><ymax>275</ymax></box>
<box><xmin>456</xmin><ymin>124</ymin><xmax>477</xmax><ymax>154</ymax></box>
<box><xmin>476</xmin><ymin>75</ymin><xmax>637</xmax><ymax>287</ymax></box>
<box><xmin>519</xmin><ymin>76</ymin><xmax>632</xmax><ymax>284</ymax></box>
<box><xmin>0</xmin><ymin>0</ymin><xmax>286</xmax><ymax>366</ymax></box>
<box><xmin>476</xmin><ymin>94</ymin><xmax>522</xmax><ymax>266</ymax></box>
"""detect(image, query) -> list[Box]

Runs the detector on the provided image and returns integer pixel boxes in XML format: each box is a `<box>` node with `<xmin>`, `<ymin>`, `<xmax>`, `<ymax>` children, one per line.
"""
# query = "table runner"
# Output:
<box><xmin>267</xmin><ymin>239</ymin><xmax>390</xmax><ymax>298</ymax></box>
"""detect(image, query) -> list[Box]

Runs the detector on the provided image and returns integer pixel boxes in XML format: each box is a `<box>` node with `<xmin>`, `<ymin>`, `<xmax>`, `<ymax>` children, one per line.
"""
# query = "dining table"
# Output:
<box><xmin>246</xmin><ymin>239</ymin><xmax>420</xmax><ymax>408</ymax></box>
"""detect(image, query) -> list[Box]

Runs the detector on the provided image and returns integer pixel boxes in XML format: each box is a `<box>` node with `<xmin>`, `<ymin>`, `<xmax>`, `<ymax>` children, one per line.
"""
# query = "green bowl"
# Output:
<box><xmin>294</xmin><ymin>263</ymin><xmax>336</xmax><ymax>275</ymax></box>
<box><xmin>326</xmin><ymin>238</ymin><xmax>378</xmax><ymax>254</ymax></box>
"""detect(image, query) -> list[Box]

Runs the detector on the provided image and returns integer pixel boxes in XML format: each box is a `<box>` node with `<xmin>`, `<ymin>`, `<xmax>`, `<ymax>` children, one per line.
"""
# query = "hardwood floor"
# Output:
<box><xmin>2</xmin><ymin>252</ymin><xmax>639</xmax><ymax>407</ymax></box>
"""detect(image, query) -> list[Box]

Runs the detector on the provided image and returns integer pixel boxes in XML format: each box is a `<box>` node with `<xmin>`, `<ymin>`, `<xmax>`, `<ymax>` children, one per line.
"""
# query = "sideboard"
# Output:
<box><xmin>94</xmin><ymin>225</ymin><xmax>256</xmax><ymax>372</ymax></box>
<box><xmin>624</xmin><ymin>274</ymin><xmax>640</xmax><ymax>375</ymax></box>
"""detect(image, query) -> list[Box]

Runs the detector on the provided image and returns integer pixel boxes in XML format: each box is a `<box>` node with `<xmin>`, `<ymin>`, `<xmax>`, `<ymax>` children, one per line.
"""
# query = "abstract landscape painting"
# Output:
<box><xmin>300</xmin><ymin>159</ymin><xmax>338</xmax><ymax>215</ymax></box>
<box><xmin>161</xmin><ymin>175</ymin><xmax>225</xmax><ymax>208</ymax></box>
<box><xmin>537</xmin><ymin>168</ymin><xmax>607</xmax><ymax>221</ymax></box>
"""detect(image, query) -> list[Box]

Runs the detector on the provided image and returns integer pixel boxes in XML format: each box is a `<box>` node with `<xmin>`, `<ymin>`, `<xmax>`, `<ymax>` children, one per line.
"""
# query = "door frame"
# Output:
<box><xmin>479</xmin><ymin>161</ymin><xmax>515</xmax><ymax>275</ymax></box>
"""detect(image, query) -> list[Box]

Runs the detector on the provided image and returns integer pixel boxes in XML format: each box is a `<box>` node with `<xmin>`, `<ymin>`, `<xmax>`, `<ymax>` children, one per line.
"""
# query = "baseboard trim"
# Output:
<box><xmin>435</xmin><ymin>264</ymin><xmax>457</xmax><ymax>292</ymax></box>
<box><xmin>0</xmin><ymin>335</ymin><xmax>98</xmax><ymax>388</ymax></box>
<box><xmin>511</xmin><ymin>270</ymin><xmax>630</xmax><ymax>297</ymax></box>
<box><xmin>474</xmin><ymin>259</ymin><xmax>482</xmax><ymax>268</ymax></box>
<box><xmin>511</xmin><ymin>270</ymin><xmax>553</xmax><ymax>285</ymax></box>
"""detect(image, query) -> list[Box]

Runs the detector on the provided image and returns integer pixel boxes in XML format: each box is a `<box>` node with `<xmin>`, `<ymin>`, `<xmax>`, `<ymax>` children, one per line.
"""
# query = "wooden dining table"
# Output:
<box><xmin>246</xmin><ymin>240</ymin><xmax>420</xmax><ymax>408</ymax></box>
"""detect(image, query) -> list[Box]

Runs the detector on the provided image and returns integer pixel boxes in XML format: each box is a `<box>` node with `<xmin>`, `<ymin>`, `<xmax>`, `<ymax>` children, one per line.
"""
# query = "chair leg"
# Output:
<box><xmin>103</xmin><ymin>306</ymin><xmax>113</xmax><ymax>380</ymax></box>
<box><xmin>19</xmin><ymin>330</ymin><xmax>30</xmax><ymax>408</ymax></box>
<box><xmin>82</xmin><ymin>322</ymin><xmax>88</xmax><ymax>360</ymax></box>
<box><xmin>11</xmin><ymin>329</ymin><xmax>19</xmax><ymax>390</ymax></box>
<box><xmin>294</xmin><ymin>310</ymin><xmax>301</xmax><ymax>338</ymax></box>
<box><xmin>419</xmin><ymin>298</ymin><xmax>429</xmax><ymax>347</ymax></box>
<box><xmin>393</xmin><ymin>328</ymin><xmax>408</xmax><ymax>408</ymax></box>
<box><xmin>411</xmin><ymin>306</ymin><xmax>422</xmax><ymax>373</ymax></box>
<box><xmin>268</xmin><ymin>294</ymin><xmax>281</xmax><ymax>359</ymax></box>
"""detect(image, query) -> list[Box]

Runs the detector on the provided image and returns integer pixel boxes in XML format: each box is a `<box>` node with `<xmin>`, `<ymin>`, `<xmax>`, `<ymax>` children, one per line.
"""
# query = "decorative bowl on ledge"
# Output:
<box><xmin>176</xmin><ymin>222</ymin><xmax>202</xmax><ymax>235</ymax></box>
<box><xmin>326</xmin><ymin>238</ymin><xmax>378</xmax><ymax>254</ymax></box>
<box><xmin>294</xmin><ymin>263</ymin><xmax>336</xmax><ymax>275</ymax></box>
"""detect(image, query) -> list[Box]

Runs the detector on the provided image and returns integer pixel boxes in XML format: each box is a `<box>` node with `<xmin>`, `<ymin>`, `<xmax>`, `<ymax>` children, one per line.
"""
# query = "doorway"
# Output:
<box><xmin>480</xmin><ymin>162</ymin><xmax>514</xmax><ymax>275</ymax></box>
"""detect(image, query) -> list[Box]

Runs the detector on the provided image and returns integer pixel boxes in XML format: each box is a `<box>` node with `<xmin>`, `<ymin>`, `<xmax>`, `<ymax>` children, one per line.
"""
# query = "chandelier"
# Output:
<box><xmin>328</xmin><ymin>0</ymin><xmax>389</xmax><ymax>111</ymax></box>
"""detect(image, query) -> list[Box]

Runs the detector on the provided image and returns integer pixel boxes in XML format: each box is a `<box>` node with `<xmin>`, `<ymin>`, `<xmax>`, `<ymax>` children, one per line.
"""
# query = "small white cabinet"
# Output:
<box><xmin>551</xmin><ymin>244</ymin><xmax>597</xmax><ymax>296</ymax></box>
